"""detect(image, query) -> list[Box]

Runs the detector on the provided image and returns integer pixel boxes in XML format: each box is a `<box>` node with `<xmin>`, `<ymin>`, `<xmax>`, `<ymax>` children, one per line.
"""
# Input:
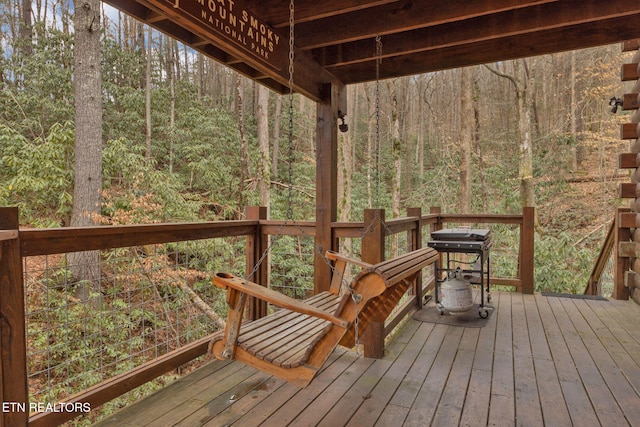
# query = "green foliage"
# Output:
<box><xmin>270</xmin><ymin>236</ymin><xmax>315</xmax><ymax>299</ymax></box>
<box><xmin>534</xmin><ymin>231</ymin><xmax>593</xmax><ymax>294</ymax></box>
<box><xmin>1</xmin><ymin>23</ymin><xmax>74</xmax><ymax>135</ymax></box>
<box><xmin>0</xmin><ymin>122</ymin><xmax>74</xmax><ymax>226</ymax></box>
<box><xmin>102</xmin><ymin>138</ymin><xmax>201</xmax><ymax>223</ymax></box>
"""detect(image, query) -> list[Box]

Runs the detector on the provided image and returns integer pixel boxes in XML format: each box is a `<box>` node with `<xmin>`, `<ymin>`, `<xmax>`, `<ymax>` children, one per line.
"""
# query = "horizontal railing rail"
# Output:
<box><xmin>0</xmin><ymin>206</ymin><xmax>533</xmax><ymax>426</ymax></box>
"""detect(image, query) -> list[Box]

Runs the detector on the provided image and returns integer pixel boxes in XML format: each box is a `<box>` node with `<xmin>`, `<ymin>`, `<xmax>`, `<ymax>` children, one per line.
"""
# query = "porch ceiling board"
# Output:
<box><xmin>102</xmin><ymin>0</ymin><xmax>344</xmax><ymax>101</ymax></box>
<box><xmin>287</xmin><ymin>0</ymin><xmax>562</xmax><ymax>49</ymax></box>
<box><xmin>327</xmin><ymin>13</ymin><xmax>640</xmax><ymax>84</ymax></box>
<box><xmin>311</xmin><ymin>0</ymin><xmax>640</xmax><ymax>68</ymax></box>
<box><xmin>105</xmin><ymin>0</ymin><xmax>640</xmax><ymax>97</ymax></box>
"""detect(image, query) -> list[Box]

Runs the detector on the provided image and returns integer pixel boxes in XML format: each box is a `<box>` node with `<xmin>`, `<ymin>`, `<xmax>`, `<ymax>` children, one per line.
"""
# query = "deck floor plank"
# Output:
<box><xmin>488</xmin><ymin>291</ymin><xmax>515</xmax><ymax>426</ymax></box>
<box><xmin>204</xmin><ymin>350</ymin><xmax>348</xmax><ymax>426</ymax></box>
<box><xmin>284</xmin><ymin>352</ymin><xmax>374</xmax><ymax>427</ymax></box>
<box><xmin>511</xmin><ymin>293</ymin><xmax>544</xmax><ymax>427</ymax></box>
<box><xmin>564</xmin><ymin>298</ymin><xmax>640</xmax><ymax>426</ymax></box>
<box><xmin>402</xmin><ymin>326</ymin><xmax>464</xmax><ymax>426</ymax></box>
<box><xmin>374</xmin><ymin>403</ymin><xmax>410</xmax><ymax>427</ymax></box>
<box><xmin>588</xmin><ymin>300</ymin><xmax>640</xmax><ymax>391</ymax></box>
<box><xmin>524</xmin><ymin>294</ymin><xmax>572</xmax><ymax>427</ymax></box>
<box><xmin>93</xmin><ymin>292</ymin><xmax>640</xmax><ymax>427</ymax></box>
<box><xmin>430</xmin><ymin>332</ymin><xmax>476</xmax><ymax>427</ymax></box>
<box><xmin>145</xmin><ymin>364</ymin><xmax>259</xmax><ymax>427</ymax></box>
<box><xmin>258</xmin><ymin>350</ymin><xmax>364</xmax><ymax>427</ymax></box>
<box><xmin>548</xmin><ymin>296</ymin><xmax>629</xmax><ymax>426</ymax></box>
<box><xmin>458</xmin><ymin>291</ymin><xmax>500</xmax><ymax>427</ymax></box>
<box><xmin>345</xmin><ymin>322</ymin><xmax>436</xmax><ymax>427</ymax></box>
<box><xmin>388</xmin><ymin>323</ymin><xmax>447</xmax><ymax>409</ymax></box>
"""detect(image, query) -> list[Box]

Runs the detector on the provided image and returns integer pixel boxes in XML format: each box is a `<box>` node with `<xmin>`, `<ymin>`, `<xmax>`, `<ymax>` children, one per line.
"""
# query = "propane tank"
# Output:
<box><xmin>440</xmin><ymin>267</ymin><xmax>474</xmax><ymax>313</ymax></box>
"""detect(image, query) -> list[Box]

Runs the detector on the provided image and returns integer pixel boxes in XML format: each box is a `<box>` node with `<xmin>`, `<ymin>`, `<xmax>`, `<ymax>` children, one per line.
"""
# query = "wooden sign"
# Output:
<box><xmin>158</xmin><ymin>0</ymin><xmax>287</xmax><ymax>70</ymax></box>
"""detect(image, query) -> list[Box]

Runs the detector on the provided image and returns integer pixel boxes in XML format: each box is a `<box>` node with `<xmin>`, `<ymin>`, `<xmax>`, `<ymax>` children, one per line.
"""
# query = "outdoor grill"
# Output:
<box><xmin>428</xmin><ymin>228</ymin><xmax>492</xmax><ymax>318</ymax></box>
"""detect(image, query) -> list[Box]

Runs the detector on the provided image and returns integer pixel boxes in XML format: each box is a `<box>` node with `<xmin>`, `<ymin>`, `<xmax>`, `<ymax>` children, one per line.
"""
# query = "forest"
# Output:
<box><xmin>0</xmin><ymin>1</ymin><xmax>634</xmax><ymax>422</ymax></box>
<box><xmin>1</xmin><ymin>2</ymin><xmax>630</xmax><ymax>286</ymax></box>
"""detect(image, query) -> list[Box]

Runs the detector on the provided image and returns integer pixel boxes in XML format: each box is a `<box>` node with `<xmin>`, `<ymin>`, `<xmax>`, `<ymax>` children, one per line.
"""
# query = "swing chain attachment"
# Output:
<box><xmin>286</xmin><ymin>0</ymin><xmax>295</xmax><ymax>221</ymax></box>
<box><xmin>374</xmin><ymin>35</ymin><xmax>382</xmax><ymax>207</ymax></box>
<box><xmin>347</xmin><ymin>280</ymin><xmax>361</xmax><ymax>354</ymax></box>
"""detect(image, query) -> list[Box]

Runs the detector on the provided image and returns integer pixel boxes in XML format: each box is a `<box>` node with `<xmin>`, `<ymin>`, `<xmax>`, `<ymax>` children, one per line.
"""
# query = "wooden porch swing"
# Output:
<box><xmin>209</xmin><ymin>247</ymin><xmax>438</xmax><ymax>387</ymax></box>
<box><xmin>208</xmin><ymin>4</ymin><xmax>438</xmax><ymax>387</ymax></box>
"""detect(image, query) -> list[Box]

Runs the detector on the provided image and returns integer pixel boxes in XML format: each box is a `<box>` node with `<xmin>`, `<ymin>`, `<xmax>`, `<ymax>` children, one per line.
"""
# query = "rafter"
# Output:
<box><xmin>328</xmin><ymin>13</ymin><xmax>640</xmax><ymax>84</ymax></box>
<box><xmin>292</xmin><ymin>0</ymin><xmax>560</xmax><ymax>49</ymax></box>
<box><xmin>105</xmin><ymin>0</ymin><xmax>640</xmax><ymax>96</ymax></box>
<box><xmin>313</xmin><ymin>0</ymin><xmax>640</xmax><ymax>68</ymax></box>
<box><xmin>250</xmin><ymin>0</ymin><xmax>398</xmax><ymax>27</ymax></box>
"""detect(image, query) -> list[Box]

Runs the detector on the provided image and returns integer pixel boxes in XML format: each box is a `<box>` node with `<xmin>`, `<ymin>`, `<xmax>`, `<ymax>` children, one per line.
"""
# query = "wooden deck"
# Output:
<box><xmin>95</xmin><ymin>292</ymin><xmax>640</xmax><ymax>426</ymax></box>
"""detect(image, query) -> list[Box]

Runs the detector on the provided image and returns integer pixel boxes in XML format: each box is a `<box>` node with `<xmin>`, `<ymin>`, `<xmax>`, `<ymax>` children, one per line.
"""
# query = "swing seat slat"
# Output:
<box><xmin>208</xmin><ymin>247</ymin><xmax>438</xmax><ymax>387</ymax></box>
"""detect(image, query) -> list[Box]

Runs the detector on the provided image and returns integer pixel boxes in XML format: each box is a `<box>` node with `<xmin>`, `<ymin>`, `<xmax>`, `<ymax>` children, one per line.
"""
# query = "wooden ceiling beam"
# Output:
<box><xmin>103</xmin><ymin>0</ymin><xmax>344</xmax><ymax>101</ymax></box>
<box><xmin>313</xmin><ymin>0</ymin><xmax>640</xmax><ymax>68</ymax></box>
<box><xmin>329</xmin><ymin>13</ymin><xmax>640</xmax><ymax>84</ymax></box>
<box><xmin>293</xmin><ymin>0</ymin><xmax>560</xmax><ymax>49</ymax></box>
<box><xmin>250</xmin><ymin>0</ymin><xmax>397</xmax><ymax>27</ymax></box>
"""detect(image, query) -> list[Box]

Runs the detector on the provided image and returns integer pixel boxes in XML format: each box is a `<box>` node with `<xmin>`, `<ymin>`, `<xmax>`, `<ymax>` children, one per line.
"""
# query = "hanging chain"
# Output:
<box><xmin>244</xmin><ymin>0</ymin><xmax>295</xmax><ymax>283</ymax></box>
<box><xmin>374</xmin><ymin>35</ymin><xmax>382</xmax><ymax>208</ymax></box>
<box><xmin>244</xmin><ymin>4</ymin><xmax>389</xmax><ymax>357</ymax></box>
<box><xmin>286</xmin><ymin>0</ymin><xmax>295</xmax><ymax>221</ymax></box>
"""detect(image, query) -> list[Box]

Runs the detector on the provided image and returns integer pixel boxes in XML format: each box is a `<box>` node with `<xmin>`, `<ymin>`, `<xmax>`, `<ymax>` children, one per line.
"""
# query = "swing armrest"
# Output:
<box><xmin>325</xmin><ymin>250</ymin><xmax>373</xmax><ymax>269</ymax></box>
<box><xmin>213</xmin><ymin>272</ymin><xmax>348</xmax><ymax>328</ymax></box>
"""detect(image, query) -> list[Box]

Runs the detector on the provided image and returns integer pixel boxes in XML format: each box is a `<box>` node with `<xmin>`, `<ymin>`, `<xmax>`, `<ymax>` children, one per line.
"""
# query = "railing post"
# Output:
<box><xmin>0</xmin><ymin>207</ymin><xmax>28</xmax><ymax>426</ymax></box>
<box><xmin>361</xmin><ymin>209</ymin><xmax>385</xmax><ymax>358</ymax></box>
<box><xmin>430</xmin><ymin>207</ymin><xmax>443</xmax><ymax>284</ymax></box>
<box><xmin>521</xmin><ymin>206</ymin><xmax>535</xmax><ymax>294</ymax></box>
<box><xmin>407</xmin><ymin>208</ymin><xmax>423</xmax><ymax>306</ymax></box>
<box><xmin>244</xmin><ymin>206</ymin><xmax>268</xmax><ymax>320</ymax></box>
<box><xmin>613</xmin><ymin>207</ymin><xmax>630</xmax><ymax>300</ymax></box>
<box><xmin>430</xmin><ymin>206</ymin><xmax>443</xmax><ymax>233</ymax></box>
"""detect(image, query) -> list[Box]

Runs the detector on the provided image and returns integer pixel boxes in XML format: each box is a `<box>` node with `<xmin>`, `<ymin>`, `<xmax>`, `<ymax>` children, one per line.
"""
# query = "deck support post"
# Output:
<box><xmin>430</xmin><ymin>207</ymin><xmax>443</xmax><ymax>284</ymax></box>
<box><xmin>521</xmin><ymin>206</ymin><xmax>535</xmax><ymax>294</ymax></box>
<box><xmin>613</xmin><ymin>208</ymin><xmax>630</xmax><ymax>300</ymax></box>
<box><xmin>407</xmin><ymin>208</ymin><xmax>424</xmax><ymax>305</ymax></box>
<box><xmin>361</xmin><ymin>208</ymin><xmax>386</xmax><ymax>358</ymax></box>
<box><xmin>314</xmin><ymin>83</ymin><xmax>342</xmax><ymax>293</ymax></box>
<box><xmin>0</xmin><ymin>207</ymin><xmax>28</xmax><ymax>426</ymax></box>
<box><xmin>245</xmin><ymin>206</ymin><xmax>268</xmax><ymax>320</ymax></box>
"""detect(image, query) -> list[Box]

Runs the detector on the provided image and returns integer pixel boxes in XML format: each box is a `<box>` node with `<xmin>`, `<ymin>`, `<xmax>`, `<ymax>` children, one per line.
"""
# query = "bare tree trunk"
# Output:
<box><xmin>389</xmin><ymin>80</ymin><xmax>402</xmax><ymax>218</ymax></box>
<box><xmin>168</xmin><ymin>36</ymin><xmax>176</xmax><ymax>173</ymax></box>
<box><xmin>20</xmin><ymin>0</ymin><xmax>33</xmax><ymax>56</ymax></box>
<box><xmin>145</xmin><ymin>26</ymin><xmax>152</xmax><ymax>162</ymax></box>
<box><xmin>365</xmin><ymin>83</ymin><xmax>374</xmax><ymax>208</ymax></box>
<box><xmin>338</xmin><ymin>86</ymin><xmax>355</xmax><ymax>223</ymax></box>
<box><xmin>236</xmin><ymin>74</ymin><xmax>249</xmax><ymax>208</ymax></box>
<box><xmin>257</xmin><ymin>84</ymin><xmax>271</xmax><ymax>213</ymax></box>
<box><xmin>197</xmin><ymin>52</ymin><xmax>204</xmax><ymax>98</ymax></box>
<box><xmin>569</xmin><ymin>49</ymin><xmax>585</xmax><ymax>171</ymax></box>
<box><xmin>518</xmin><ymin>59</ymin><xmax>535</xmax><ymax>209</ymax></box>
<box><xmin>474</xmin><ymin>81</ymin><xmax>488</xmax><ymax>212</ymax></box>
<box><xmin>272</xmin><ymin>95</ymin><xmax>282</xmax><ymax>178</ymax></box>
<box><xmin>459</xmin><ymin>66</ymin><xmax>473</xmax><ymax>214</ymax></box>
<box><xmin>70</xmin><ymin>0</ymin><xmax>103</xmax><ymax>303</ymax></box>
<box><xmin>485</xmin><ymin>60</ymin><xmax>536</xmax><ymax>211</ymax></box>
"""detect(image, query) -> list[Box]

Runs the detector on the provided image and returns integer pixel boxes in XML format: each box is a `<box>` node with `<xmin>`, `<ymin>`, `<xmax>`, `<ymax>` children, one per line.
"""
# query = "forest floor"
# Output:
<box><xmin>536</xmin><ymin>139</ymin><xmax>627</xmax><ymax>250</ymax></box>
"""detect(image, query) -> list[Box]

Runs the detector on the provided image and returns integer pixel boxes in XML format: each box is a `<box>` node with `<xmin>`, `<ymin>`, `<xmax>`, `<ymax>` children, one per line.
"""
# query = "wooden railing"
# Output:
<box><xmin>0</xmin><ymin>206</ymin><xmax>534</xmax><ymax>426</ymax></box>
<box><xmin>585</xmin><ymin>216</ymin><xmax>617</xmax><ymax>297</ymax></box>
